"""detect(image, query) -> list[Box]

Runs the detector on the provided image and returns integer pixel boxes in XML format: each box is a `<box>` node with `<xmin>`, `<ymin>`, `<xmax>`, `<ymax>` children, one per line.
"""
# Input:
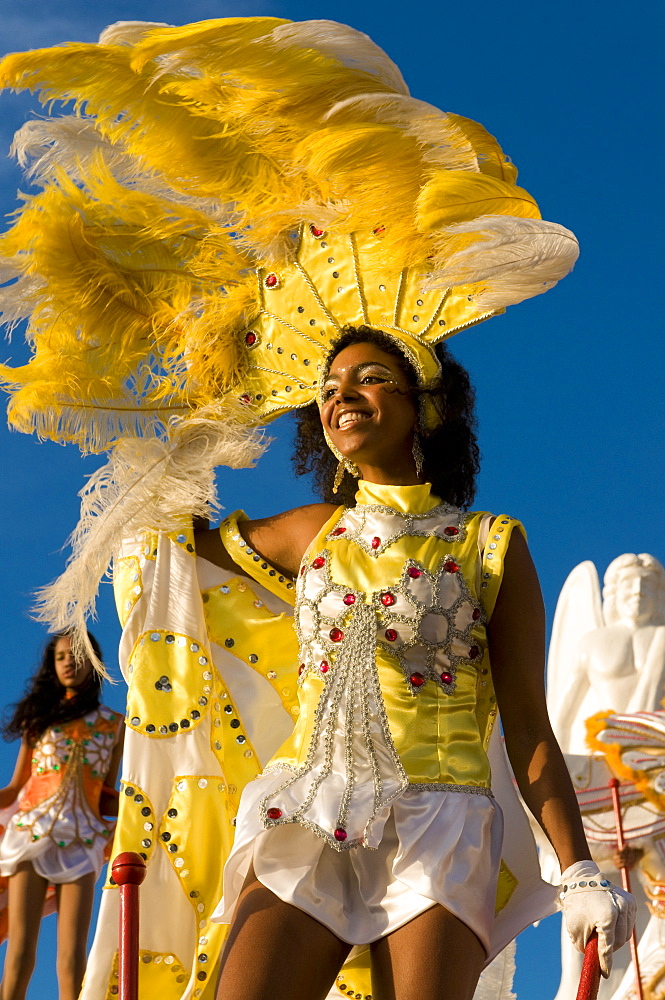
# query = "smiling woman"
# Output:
<box><xmin>0</xmin><ymin>14</ymin><xmax>632</xmax><ymax>1000</ymax></box>
<box><xmin>193</xmin><ymin>327</ymin><xmax>636</xmax><ymax>1000</ymax></box>
<box><xmin>293</xmin><ymin>326</ymin><xmax>480</xmax><ymax>510</ymax></box>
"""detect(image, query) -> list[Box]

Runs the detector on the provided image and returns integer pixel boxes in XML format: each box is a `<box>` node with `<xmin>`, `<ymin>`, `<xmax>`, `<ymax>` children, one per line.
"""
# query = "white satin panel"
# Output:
<box><xmin>0</xmin><ymin>823</ymin><xmax>105</xmax><ymax>882</ymax></box>
<box><xmin>214</xmin><ymin>777</ymin><xmax>503</xmax><ymax>951</ymax></box>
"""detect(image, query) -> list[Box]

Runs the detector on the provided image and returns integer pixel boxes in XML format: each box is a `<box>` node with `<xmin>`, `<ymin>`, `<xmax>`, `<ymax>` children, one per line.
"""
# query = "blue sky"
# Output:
<box><xmin>0</xmin><ymin>1</ymin><xmax>662</xmax><ymax>996</ymax></box>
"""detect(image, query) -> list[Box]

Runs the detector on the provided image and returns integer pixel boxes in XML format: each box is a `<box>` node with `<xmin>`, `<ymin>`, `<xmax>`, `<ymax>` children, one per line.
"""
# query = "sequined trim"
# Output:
<box><xmin>298</xmin><ymin>515</ymin><xmax>485</xmax><ymax>696</ymax></box>
<box><xmin>407</xmin><ymin>782</ymin><xmax>493</xmax><ymax>795</ymax></box>
<box><xmin>324</xmin><ymin>503</ymin><xmax>468</xmax><ymax>556</ymax></box>
<box><xmin>264</xmin><ymin>766</ymin><xmax>493</xmax><ymax>798</ymax></box>
<box><xmin>261</xmin><ymin>601</ymin><xmax>409</xmax><ymax>851</ymax></box>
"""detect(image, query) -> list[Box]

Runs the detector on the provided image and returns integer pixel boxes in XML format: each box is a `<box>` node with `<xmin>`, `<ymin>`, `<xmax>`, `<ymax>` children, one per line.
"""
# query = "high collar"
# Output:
<box><xmin>354</xmin><ymin>480</ymin><xmax>442</xmax><ymax>515</ymax></box>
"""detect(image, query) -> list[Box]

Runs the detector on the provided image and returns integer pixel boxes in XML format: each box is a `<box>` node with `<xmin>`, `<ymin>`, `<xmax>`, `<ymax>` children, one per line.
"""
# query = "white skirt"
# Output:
<box><xmin>0</xmin><ymin>817</ymin><xmax>107</xmax><ymax>884</ymax></box>
<box><xmin>213</xmin><ymin>771</ymin><xmax>503</xmax><ymax>953</ymax></box>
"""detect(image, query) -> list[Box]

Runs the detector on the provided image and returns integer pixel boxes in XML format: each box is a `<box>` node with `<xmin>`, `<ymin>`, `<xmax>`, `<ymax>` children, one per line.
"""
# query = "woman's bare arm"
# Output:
<box><xmin>0</xmin><ymin>739</ymin><xmax>32</xmax><ymax>809</ymax></box>
<box><xmin>488</xmin><ymin>530</ymin><xmax>590</xmax><ymax>872</ymax></box>
<box><xmin>195</xmin><ymin>503</ymin><xmax>338</xmax><ymax>579</ymax></box>
<box><xmin>99</xmin><ymin>725</ymin><xmax>125</xmax><ymax>817</ymax></box>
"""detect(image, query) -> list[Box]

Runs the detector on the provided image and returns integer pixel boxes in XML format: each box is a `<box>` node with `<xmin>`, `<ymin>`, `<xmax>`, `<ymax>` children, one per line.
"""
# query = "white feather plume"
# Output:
<box><xmin>32</xmin><ymin>404</ymin><xmax>269</xmax><ymax>673</ymax></box>
<box><xmin>271</xmin><ymin>20</ymin><xmax>409</xmax><ymax>95</ymax></box>
<box><xmin>0</xmin><ymin>273</ymin><xmax>47</xmax><ymax>335</ymax></box>
<box><xmin>98</xmin><ymin>21</ymin><xmax>171</xmax><ymax>46</ymax></box>
<box><xmin>425</xmin><ymin>216</ymin><xmax>580</xmax><ymax>308</ymax></box>
<box><xmin>473</xmin><ymin>942</ymin><xmax>517</xmax><ymax>1000</ymax></box>
<box><xmin>10</xmin><ymin>118</ymin><xmax>227</xmax><ymax>220</ymax></box>
<box><xmin>324</xmin><ymin>94</ymin><xmax>480</xmax><ymax>171</ymax></box>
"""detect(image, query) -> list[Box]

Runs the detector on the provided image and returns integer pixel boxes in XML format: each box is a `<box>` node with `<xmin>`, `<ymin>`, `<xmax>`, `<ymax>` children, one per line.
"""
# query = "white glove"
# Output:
<box><xmin>559</xmin><ymin>860</ymin><xmax>636</xmax><ymax>977</ymax></box>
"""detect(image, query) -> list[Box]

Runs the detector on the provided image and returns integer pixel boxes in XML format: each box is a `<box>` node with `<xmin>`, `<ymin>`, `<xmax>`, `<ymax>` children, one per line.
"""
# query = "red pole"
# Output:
<box><xmin>576</xmin><ymin>934</ymin><xmax>601</xmax><ymax>1000</ymax></box>
<box><xmin>608</xmin><ymin>777</ymin><xmax>643</xmax><ymax>1000</ymax></box>
<box><xmin>112</xmin><ymin>852</ymin><xmax>147</xmax><ymax>1000</ymax></box>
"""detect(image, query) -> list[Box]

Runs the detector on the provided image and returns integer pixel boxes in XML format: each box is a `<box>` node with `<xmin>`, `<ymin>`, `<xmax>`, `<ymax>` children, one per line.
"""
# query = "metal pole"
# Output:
<box><xmin>576</xmin><ymin>934</ymin><xmax>601</xmax><ymax>1000</ymax></box>
<box><xmin>608</xmin><ymin>777</ymin><xmax>643</xmax><ymax>1000</ymax></box>
<box><xmin>112</xmin><ymin>851</ymin><xmax>147</xmax><ymax>1000</ymax></box>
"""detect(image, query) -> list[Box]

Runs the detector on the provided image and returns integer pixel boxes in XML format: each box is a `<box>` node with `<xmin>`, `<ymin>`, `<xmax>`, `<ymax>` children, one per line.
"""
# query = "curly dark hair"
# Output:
<box><xmin>292</xmin><ymin>325</ymin><xmax>480</xmax><ymax>507</ymax></box>
<box><xmin>3</xmin><ymin>632</ymin><xmax>104</xmax><ymax>744</ymax></box>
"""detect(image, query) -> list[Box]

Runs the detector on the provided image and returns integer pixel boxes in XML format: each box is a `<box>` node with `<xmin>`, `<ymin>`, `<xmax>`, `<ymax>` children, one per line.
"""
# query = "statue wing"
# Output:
<box><xmin>547</xmin><ymin>560</ymin><xmax>604</xmax><ymax>747</ymax></box>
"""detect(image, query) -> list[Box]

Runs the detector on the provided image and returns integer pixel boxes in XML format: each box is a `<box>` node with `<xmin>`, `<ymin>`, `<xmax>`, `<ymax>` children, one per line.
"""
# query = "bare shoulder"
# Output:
<box><xmin>195</xmin><ymin>502</ymin><xmax>339</xmax><ymax>578</ymax></box>
<box><xmin>245</xmin><ymin>503</ymin><xmax>339</xmax><ymax>574</ymax></box>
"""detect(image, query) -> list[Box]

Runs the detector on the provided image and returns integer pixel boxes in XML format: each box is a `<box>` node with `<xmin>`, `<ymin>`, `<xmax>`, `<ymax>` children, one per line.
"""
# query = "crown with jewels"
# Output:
<box><xmin>236</xmin><ymin>222</ymin><xmax>502</xmax><ymax>432</ymax></box>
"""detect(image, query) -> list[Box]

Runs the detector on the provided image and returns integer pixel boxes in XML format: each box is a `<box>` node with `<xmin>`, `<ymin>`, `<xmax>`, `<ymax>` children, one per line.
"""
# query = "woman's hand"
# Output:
<box><xmin>560</xmin><ymin>860</ymin><xmax>636</xmax><ymax>976</ymax></box>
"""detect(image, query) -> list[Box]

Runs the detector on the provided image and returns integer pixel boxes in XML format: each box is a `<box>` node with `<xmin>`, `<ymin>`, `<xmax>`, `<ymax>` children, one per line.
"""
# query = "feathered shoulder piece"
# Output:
<box><xmin>0</xmin><ymin>16</ymin><xmax>579</xmax><ymax>450</ymax></box>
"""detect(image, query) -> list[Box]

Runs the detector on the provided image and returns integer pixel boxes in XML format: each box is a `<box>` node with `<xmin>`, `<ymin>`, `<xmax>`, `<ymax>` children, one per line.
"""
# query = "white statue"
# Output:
<box><xmin>547</xmin><ymin>554</ymin><xmax>665</xmax><ymax>1000</ymax></box>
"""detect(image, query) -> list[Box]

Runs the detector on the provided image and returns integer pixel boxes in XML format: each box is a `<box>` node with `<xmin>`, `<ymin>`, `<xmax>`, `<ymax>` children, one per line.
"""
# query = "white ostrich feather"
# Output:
<box><xmin>426</xmin><ymin>216</ymin><xmax>580</xmax><ymax>308</ymax></box>
<box><xmin>33</xmin><ymin>404</ymin><xmax>269</xmax><ymax>673</ymax></box>
<box><xmin>270</xmin><ymin>20</ymin><xmax>409</xmax><ymax>95</ymax></box>
<box><xmin>0</xmin><ymin>273</ymin><xmax>47</xmax><ymax>334</ymax></box>
<box><xmin>10</xmin><ymin>118</ymin><xmax>226</xmax><ymax>221</ymax></box>
<box><xmin>473</xmin><ymin>941</ymin><xmax>517</xmax><ymax>1000</ymax></box>
<box><xmin>324</xmin><ymin>94</ymin><xmax>480</xmax><ymax>171</ymax></box>
<box><xmin>98</xmin><ymin>21</ymin><xmax>170</xmax><ymax>46</ymax></box>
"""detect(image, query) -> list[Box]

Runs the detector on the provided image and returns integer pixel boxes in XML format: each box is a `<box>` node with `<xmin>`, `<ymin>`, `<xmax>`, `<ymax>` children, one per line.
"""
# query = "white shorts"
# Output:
<box><xmin>213</xmin><ymin>774</ymin><xmax>503</xmax><ymax>953</ymax></box>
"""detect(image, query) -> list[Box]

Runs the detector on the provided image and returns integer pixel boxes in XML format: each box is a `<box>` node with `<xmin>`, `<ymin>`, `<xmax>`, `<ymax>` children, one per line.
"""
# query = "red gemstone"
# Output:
<box><xmin>266</xmin><ymin>807</ymin><xmax>282</xmax><ymax>820</ymax></box>
<box><xmin>330</xmin><ymin>628</ymin><xmax>344</xmax><ymax>642</ymax></box>
<box><xmin>385</xmin><ymin>628</ymin><xmax>398</xmax><ymax>642</ymax></box>
<box><xmin>410</xmin><ymin>672</ymin><xmax>425</xmax><ymax>687</ymax></box>
<box><xmin>265</xmin><ymin>274</ymin><xmax>278</xmax><ymax>287</ymax></box>
<box><xmin>320</xmin><ymin>661</ymin><xmax>329</xmax><ymax>673</ymax></box>
<box><xmin>472</xmin><ymin>608</ymin><xmax>481</xmax><ymax>621</ymax></box>
<box><xmin>239</xmin><ymin>393</ymin><xmax>252</xmax><ymax>404</ymax></box>
<box><xmin>440</xmin><ymin>671</ymin><xmax>453</xmax><ymax>685</ymax></box>
<box><xmin>445</xmin><ymin>560</ymin><xmax>460</xmax><ymax>573</ymax></box>
<box><xmin>380</xmin><ymin>592</ymin><xmax>396</xmax><ymax>607</ymax></box>
<box><xmin>371</xmin><ymin>537</ymin><xmax>381</xmax><ymax>550</ymax></box>
<box><xmin>310</xmin><ymin>224</ymin><xmax>325</xmax><ymax>237</ymax></box>
<box><xmin>334</xmin><ymin>827</ymin><xmax>347</xmax><ymax>842</ymax></box>
<box><xmin>298</xmin><ymin>663</ymin><xmax>305</xmax><ymax>676</ymax></box>
<box><xmin>469</xmin><ymin>645</ymin><xmax>480</xmax><ymax>659</ymax></box>
<box><xmin>300</xmin><ymin>565</ymin><xmax>306</xmax><ymax>575</ymax></box>
<box><xmin>244</xmin><ymin>331</ymin><xmax>257</xmax><ymax>346</ymax></box>
<box><xmin>443</xmin><ymin>526</ymin><xmax>459</xmax><ymax>537</ymax></box>
<box><xmin>331</xmin><ymin>526</ymin><xmax>347</xmax><ymax>536</ymax></box>
<box><xmin>312</xmin><ymin>557</ymin><xmax>325</xmax><ymax>569</ymax></box>
<box><xmin>343</xmin><ymin>593</ymin><xmax>356</xmax><ymax>606</ymax></box>
<box><xmin>407</xmin><ymin>567</ymin><xmax>422</xmax><ymax>579</ymax></box>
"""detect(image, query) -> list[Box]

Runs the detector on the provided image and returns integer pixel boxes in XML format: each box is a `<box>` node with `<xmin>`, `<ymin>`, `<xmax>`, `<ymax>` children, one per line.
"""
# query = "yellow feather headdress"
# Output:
<box><xmin>0</xmin><ymin>17</ymin><xmax>579</xmax><ymax>651</ymax></box>
<box><xmin>0</xmin><ymin>16</ymin><xmax>579</xmax><ymax>452</ymax></box>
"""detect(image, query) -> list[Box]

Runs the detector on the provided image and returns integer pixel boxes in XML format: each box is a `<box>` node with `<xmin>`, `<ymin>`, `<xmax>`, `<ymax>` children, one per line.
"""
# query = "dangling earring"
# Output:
<box><xmin>332</xmin><ymin>458</ymin><xmax>360</xmax><ymax>494</ymax></box>
<box><xmin>412</xmin><ymin>433</ymin><xmax>424</xmax><ymax>477</ymax></box>
<box><xmin>332</xmin><ymin>459</ymin><xmax>345</xmax><ymax>494</ymax></box>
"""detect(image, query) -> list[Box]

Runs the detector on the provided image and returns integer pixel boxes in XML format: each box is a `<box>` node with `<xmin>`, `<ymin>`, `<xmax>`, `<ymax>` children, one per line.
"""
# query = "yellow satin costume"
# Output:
<box><xmin>81</xmin><ymin>488</ymin><xmax>557</xmax><ymax>999</ymax></box>
<box><xmin>214</xmin><ymin>482</ymin><xmax>556</xmax><ymax>966</ymax></box>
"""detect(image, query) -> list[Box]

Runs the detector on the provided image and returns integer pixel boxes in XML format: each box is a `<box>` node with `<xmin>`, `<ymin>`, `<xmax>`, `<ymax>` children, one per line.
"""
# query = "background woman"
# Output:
<box><xmin>197</xmin><ymin>327</ymin><xmax>636</xmax><ymax>1000</ymax></box>
<box><xmin>0</xmin><ymin>633</ymin><xmax>123</xmax><ymax>1000</ymax></box>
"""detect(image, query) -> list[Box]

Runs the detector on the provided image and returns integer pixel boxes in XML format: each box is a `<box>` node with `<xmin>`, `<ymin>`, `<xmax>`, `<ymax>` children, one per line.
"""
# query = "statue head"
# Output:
<box><xmin>603</xmin><ymin>554</ymin><xmax>665</xmax><ymax>627</ymax></box>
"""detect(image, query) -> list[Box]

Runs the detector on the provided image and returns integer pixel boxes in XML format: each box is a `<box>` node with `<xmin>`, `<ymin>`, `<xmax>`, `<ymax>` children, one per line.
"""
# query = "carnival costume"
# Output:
<box><xmin>0</xmin><ymin>706</ymin><xmax>123</xmax><ymax>884</ymax></box>
<box><xmin>0</xmin><ymin>15</ymin><xmax>582</xmax><ymax>1000</ymax></box>
<box><xmin>216</xmin><ymin>480</ymin><xmax>555</xmax><ymax>958</ymax></box>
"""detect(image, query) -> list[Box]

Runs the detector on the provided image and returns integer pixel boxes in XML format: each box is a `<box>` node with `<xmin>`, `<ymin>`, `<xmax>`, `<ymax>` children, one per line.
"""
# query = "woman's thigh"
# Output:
<box><xmin>5</xmin><ymin>863</ymin><xmax>48</xmax><ymax>951</ymax></box>
<box><xmin>54</xmin><ymin>871</ymin><xmax>96</xmax><ymax>952</ymax></box>
<box><xmin>216</xmin><ymin>864</ymin><xmax>352</xmax><ymax>1000</ymax></box>
<box><xmin>370</xmin><ymin>903</ymin><xmax>487</xmax><ymax>1000</ymax></box>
